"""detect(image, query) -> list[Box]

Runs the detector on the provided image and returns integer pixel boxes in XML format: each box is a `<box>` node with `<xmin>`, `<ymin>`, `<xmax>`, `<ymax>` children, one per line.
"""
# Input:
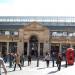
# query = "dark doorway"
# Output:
<box><xmin>0</xmin><ymin>42</ymin><xmax>7</xmax><ymax>57</ymax></box>
<box><xmin>51</xmin><ymin>44</ymin><xmax>59</xmax><ymax>59</ymax></box>
<box><xmin>24</xmin><ymin>42</ymin><xmax>27</xmax><ymax>55</ymax></box>
<box><xmin>9</xmin><ymin>42</ymin><xmax>17</xmax><ymax>53</ymax></box>
<box><xmin>61</xmin><ymin>44</ymin><xmax>70</xmax><ymax>53</ymax></box>
<box><xmin>29</xmin><ymin>35</ymin><xmax>38</xmax><ymax>57</ymax></box>
<box><xmin>40</xmin><ymin>43</ymin><xmax>43</xmax><ymax>56</ymax></box>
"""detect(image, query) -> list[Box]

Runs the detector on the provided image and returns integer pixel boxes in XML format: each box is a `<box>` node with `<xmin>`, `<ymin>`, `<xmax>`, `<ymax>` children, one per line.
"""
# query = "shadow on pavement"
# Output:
<box><xmin>37</xmin><ymin>66</ymin><xmax>55</xmax><ymax>70</ymax></box>
<box><xmin>48</xmin><ymin>70</ymin><xmax>58</xmax><ymax>74</ymax></box>
<box><xmin>37</xmin><ymin>67</ymin><xmax>46</xmax><ymax>70</ymax></box>
<box><xmin>2</xmin><ymin>69</ymin><xmax>22</xmax><ymax>74</ymax></box>
<box><xmin>2</xmin><ymin>70</ymin><xmax>15</xmax><ymax>73</ymax></box>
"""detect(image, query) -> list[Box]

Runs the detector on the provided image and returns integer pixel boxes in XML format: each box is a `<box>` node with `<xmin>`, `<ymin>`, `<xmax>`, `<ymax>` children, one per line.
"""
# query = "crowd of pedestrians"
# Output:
<box><xmin>0</xmin><ymin>49</ymin><xmax>70</xmax><ymax>75</ymax></box>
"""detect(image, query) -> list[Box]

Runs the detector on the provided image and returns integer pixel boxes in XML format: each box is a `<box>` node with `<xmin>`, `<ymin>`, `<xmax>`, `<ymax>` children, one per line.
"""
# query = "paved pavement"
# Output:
<box><xmin>1</xmin><ymin>60</ymin><xmax>73</xmax><ymax>75</ymax></box>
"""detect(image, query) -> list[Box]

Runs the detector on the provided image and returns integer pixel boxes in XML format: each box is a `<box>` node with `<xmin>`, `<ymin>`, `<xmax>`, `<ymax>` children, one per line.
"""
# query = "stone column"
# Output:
<box><xmin>27</xmin><ymin>42</ymin><xmax>29</xmax><ymax>56</ymax></box>
<box><xmin>7</xmin><ymin>42</ymin><xmax>9</xmax><ymax>54</ymax></box>
<box><xmin>17</xmin><ymin>41</ymin><xmax>24</xmax><ymax>56</ymax></box>
<box><xmin>38</xmin><ymin>42</ymin><xmax>40</xmax><ymax>56</ymax></box>
<box><xmin>49</xmin><ymin>43</ymin><xmax>51</xmax><ymax>53</ymax></box>
<box><xmin>43</xmin><ymin>42</ymin><xmax>49</xmax><ymax>56</ymax></box>
<box><xmin>59</xmin><ymin>43</ymin><xmax>62</xmax><ymax>52</ymax></box>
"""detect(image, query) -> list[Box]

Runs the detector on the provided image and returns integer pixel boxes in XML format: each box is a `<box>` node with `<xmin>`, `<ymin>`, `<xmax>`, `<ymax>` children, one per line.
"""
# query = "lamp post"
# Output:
<box><xmin>37</xmin><ymin>55</ymin><xmax>39</xmax><ymax>67</ymax></box>
<box><xmin>49</xmin><ymin>30</ymin><xmax>52</xmax><ymax>55</ymax></box>
<box><xmin>9</xmin><ymin>37</ymin><xmax>14</xmax><ymax>68</ymax></box>
<box><xmin>37</xmin><ymin>42</ymin><xmax>39</xmax><ymax>67</ymax></box>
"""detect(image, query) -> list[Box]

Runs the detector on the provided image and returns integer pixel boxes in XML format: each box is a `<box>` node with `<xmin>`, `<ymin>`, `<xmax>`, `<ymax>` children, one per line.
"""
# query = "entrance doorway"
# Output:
<box><xmin>51</xmin><ymin>43</ymin><xmax>59</xmax><ymax>59</ymax></box>
<box><xmin>61</xmin><ymin>44</ymin><xmax>70</xmax><ymax>54</ymax></box>
<box><xmin>24</xmin><ymin>42</ymin><xmax>27</xmax><ymax>55</ymax></box>
<box><xmin>29</xmin><ymin>35</ymin><xmax>38</xmax><ymax>57</ymax></box>
<box><xmin>0</xmin><ymin>42</ymin><xmax>7</xmax><ymax>57</ymax></box>
<box><xmin>9</xmin><ymin>42</ymin><xmax>17</xmax><ymax>53</ymax></box>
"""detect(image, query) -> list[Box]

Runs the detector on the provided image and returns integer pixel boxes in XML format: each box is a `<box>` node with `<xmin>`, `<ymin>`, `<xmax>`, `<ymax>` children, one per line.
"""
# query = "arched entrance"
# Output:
<box><xmin>29</xmin><ymin>35</ymin><xmax>38</xmax><ymax>57</ymax></box>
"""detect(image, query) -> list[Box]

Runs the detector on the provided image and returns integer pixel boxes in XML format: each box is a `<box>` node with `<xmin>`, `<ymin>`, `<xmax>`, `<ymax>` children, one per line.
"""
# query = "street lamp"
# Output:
<box><xmin>37</xmin><ymin>42</ymin><xmax>39</xmax><ymax>67</ymax></box>
<box><xmin>49</xmin><ymin>30</ymin><xmax>52</xmax><ymax>54</ymax></box>
<box><xmin>37</xmin><ymin>56</ymin><xmax>39</xmax><ymax>67</ymax></box>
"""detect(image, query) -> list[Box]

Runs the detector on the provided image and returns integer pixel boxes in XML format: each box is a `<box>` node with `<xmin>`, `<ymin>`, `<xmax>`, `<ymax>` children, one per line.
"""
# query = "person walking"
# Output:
<box><xmin>44</xmin><ymin>53</ymin><xmax>50</xmax><ymax>68</ymax></box>
<box><xmin>57</xmin><ymin>53</ymin><xmax>62</xmax><ymax>71</ymax></box>
<box><xmin>28</xmin><ymin>55</ymin><xmax>31</xmax><ymax>66</ymax></box>
<box><xmin>51</xmin><ymin>52</ymin><xmax>55</xmax><ymax>67</ymax></box>
<box><xmin>0</xmin><ymin>57</ymin><xmax>7</xmax><ymax>75</ymax></box>
<box><xmin>13</xmin><ymin>53</ymin><xmax>22</xmax><ymax>71</ymax></box>
<box><xmin>9</xmin><ymin>53</ymin><xmax>14</xmax><ymax>68</ymax></box>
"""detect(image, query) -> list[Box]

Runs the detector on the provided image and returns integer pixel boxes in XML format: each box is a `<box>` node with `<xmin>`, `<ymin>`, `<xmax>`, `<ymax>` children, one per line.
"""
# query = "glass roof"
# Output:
<box><xmin>0</xmin><ymin>16</ymin><xmax>75</xmax><ymax>22</ymax></box>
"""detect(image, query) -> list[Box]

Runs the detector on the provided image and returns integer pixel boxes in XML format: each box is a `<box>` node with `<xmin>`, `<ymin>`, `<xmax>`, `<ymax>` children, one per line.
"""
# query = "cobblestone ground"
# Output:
<box><xmin>1</xmin><ymin>60</ymin><xmax>75</xmax><ymax>75</ymax></box>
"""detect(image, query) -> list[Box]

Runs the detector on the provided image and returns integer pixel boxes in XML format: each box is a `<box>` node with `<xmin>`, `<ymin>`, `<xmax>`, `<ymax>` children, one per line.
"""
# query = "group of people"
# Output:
<box><xmin>0</xmin><ymin>51</ymin><xmax>67</xmax><ymax>75</ymax></box>
<box><xmin>0</xmin><ymin>52</ymin><xmax>23</xmax><ymax>75</ymax></box>
<box><xmin>44</xmin><ymin>52</ymin><xmax>62</xmax><ymax>71</ymax></box>
<box><xmin>0</xmin><ymin>51</ymin><xmax>30</xmax><ymax>75</ymax></box>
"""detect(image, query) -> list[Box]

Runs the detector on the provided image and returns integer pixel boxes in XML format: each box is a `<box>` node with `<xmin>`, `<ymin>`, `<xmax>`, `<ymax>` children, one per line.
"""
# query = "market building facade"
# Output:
<box><xmin>0</xmin><ymin>16</ymin><xmax>75</xmax><ymax>57</ymax></box>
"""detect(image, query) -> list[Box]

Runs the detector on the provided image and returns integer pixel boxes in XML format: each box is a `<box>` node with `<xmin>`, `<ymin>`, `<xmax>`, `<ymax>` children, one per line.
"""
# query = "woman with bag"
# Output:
<box><xmin>13</xmin><ymin>53</ymin><xmax>22</xmax><ymax>71</ymax></box>
<box><xmin>45</xmin><ymin>53</ymin><xmax>50</xmax><ymax>67</ymax></box>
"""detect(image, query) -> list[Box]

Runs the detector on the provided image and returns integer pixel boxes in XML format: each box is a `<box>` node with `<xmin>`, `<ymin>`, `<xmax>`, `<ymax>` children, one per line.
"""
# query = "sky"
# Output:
<box><xmin>0</xmin><ymin>0</ymin><xmax>75</xmax><ymax>16</ymax></box>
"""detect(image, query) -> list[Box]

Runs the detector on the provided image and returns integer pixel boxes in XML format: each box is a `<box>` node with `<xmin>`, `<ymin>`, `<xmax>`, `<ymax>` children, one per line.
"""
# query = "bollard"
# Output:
<box><xmin>37</xmin><ymin>57</ymin><xmax>39</xmax><ymax>67</ymax></box>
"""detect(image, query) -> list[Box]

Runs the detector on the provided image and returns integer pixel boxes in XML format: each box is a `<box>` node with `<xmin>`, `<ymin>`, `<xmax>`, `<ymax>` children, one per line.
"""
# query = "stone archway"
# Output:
<box><xmin>29</xmin><ymin>35</ymin><xmax>38</xmax><ymax>57</ymax></box>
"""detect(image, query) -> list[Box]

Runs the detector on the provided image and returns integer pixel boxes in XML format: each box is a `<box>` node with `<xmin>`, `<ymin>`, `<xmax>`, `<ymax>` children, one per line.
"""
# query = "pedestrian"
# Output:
<box><xmin>44</xmin><ymin>53</ymin><xmax>50</xmax><ymax>68</ymax></box>
<box><xmin>56</xmin><ymin>52</ymin><xmax>59</xmax><ymax>67</ymax></box>
<box><xmin>28</xmin><ymin>55</ymin><xmax>31</xmax><ymax>66</ymax></box>
<box><xmin>9</xmin><ymin>53</ymin><xmax>14</xmax><ymax>68</ymax></box>
<box><xmin>51</xmin><ymin>52</ymin><xmax>55</xmax><ymax>67</ymax></box>
<box><xmin>13</xmin><ymin>53</ymin><xmax>22</xmax><ymax>71</ymax></box>
<box><xmin>0</xmin><ymin>57</ymin><xmax>7</xmax><ymax>75</ymax></box>
<box><xmin>3</xmin><ymin>52</ymin><xmax>7</xmax><ymax>63</ymax></box>
<box><xmin>57</xmin><ymin>53</ymin><xmax>62</xmax><ymax>71</ymax></box>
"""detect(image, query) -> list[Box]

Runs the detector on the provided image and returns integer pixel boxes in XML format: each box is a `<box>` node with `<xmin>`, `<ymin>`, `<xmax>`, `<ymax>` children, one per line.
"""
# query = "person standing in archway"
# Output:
<box><xmin>28</xmin><ymin>55</ymin><xmax>31</xmax><ymax>66</ymax></box>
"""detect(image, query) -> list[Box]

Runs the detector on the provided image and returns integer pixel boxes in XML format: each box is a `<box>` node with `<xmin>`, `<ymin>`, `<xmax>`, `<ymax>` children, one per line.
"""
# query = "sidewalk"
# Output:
<box><xmin>1</xmin><ymin>60</ymin><xmax>74</xmax><ymax>75</ymax></box>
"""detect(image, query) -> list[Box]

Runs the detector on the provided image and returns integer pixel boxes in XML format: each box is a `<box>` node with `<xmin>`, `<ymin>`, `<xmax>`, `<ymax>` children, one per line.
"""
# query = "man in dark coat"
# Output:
<box><xmin>28</xmin><ymin>55</ymin><xmax>31</xmax><ymax>66</ymax></box>
<box><xmin>51</xmin><ymin>52</ymin><xmax>55</xmax><ymax>67</ymax></box>
<box><xmin>57</xmin><ymin>53</ymin><xmax>62</xmax><ymax>71</ymax></box>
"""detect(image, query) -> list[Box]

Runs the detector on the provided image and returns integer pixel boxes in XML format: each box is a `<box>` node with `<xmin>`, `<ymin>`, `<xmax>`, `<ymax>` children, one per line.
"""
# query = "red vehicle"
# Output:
<box><xmin>66</xmin><ymin>48</ymin><xmax>74</xmax><ymax>65</ymax></box>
